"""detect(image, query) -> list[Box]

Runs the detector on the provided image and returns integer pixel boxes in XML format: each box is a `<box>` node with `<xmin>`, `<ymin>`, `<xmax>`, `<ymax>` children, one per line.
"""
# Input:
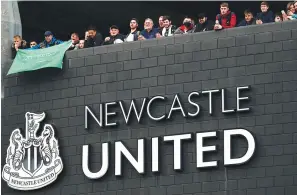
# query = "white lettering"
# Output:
<box><xmin>187</xmin><ymin>92</ymin><xmax>200</xmax><ymax>117</ymax></box>
<box><xmin>119</xmin><ymin>98</ymin><xmax>147</xmax><ymax>124</ymax></box>
<box><xmin>196</xmin><ymin>131</ymin><xmax>217</xmax><ymax>168</ymax></box>
<box><xmin>82</xmin><ymin>144</ymin><xmax>109</xmax><ymax>179</ymax></box>
<box><xmin>85</xmin><ymin>105</ymin><xmax>103</xmax><ymax>128</ymax></box>
<box><xmin>224</xmin><ymin>129</ymin><xmax>255</xmax><ymax>165</ymax></box>
<box><xmin>167</xmin><ymin>94</ymin><xmax>186</xmax><ymax>119</ymax></box>
<box><xmin>115</xmin><ymin>140</ymin><xmax>145</xmax><ymax>176</ymax></box>
<box><xmin>105</xmin><ymin>102</ymin><xmax>117</xmax><ymax>127</ymax></box>
<box><xmin>147</xmin><ymin>96</ymin><xmax>166</xmax><ymax>121</ymax></box>
<box><xmin>236</xmin><ymin>86</ymin><xmax>250</xmax><ymax>112</ymax></box>
<box><xmin>163</xmin><ymin>134</ymin><xmax>192</xmax><ymax>170</ymax></box>
<box><xmin>202</xmin><ymin>89</ymin><xmax>220</xmax><ymax>115</ymax></box>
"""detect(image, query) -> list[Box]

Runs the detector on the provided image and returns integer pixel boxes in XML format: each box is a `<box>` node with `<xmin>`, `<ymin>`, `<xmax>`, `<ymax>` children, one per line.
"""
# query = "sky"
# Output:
<box><xmin>18</xmin><ymin>1</ymin><xmax>288</xmax><ymax>42</ymax></box>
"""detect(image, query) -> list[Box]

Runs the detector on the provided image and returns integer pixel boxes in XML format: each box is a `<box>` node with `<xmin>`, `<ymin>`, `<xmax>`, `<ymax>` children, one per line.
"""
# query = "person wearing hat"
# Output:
<box><xmin>103</xmin><ymin>25</ymin><xmax>125</xmax><ymax>45</ymax></box>
<box><xmin>195</xmin><ymin>13</ymin><xmax>215</xmax><ymax>32</ymax></box>
<box><xmin>31</xmin><ymin>31</ymin><xmax>63</xmax><ymax>49</ymax></box>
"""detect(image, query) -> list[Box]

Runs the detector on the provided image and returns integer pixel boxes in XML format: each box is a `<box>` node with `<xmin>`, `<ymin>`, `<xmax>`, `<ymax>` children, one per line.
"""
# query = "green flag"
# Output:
<box><xmin>7</xmin><ymin>40</ymin><xmax>72</xmax><ymax>75</ymax></box>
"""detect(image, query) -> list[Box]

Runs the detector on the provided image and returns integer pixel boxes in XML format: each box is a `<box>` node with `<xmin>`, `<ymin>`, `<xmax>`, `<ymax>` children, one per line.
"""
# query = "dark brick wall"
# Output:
<box><xmin>2</xmin><ymin>20</ymin><xmax>297</xmax><ymax>195</ymax></box>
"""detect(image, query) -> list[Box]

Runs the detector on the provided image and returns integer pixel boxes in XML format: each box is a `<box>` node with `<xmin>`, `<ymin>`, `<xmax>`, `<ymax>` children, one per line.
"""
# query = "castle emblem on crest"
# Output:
<box><xmin>2</xmin><ymin>112</ymin><xmax>63</xmax><ymax>190</ymax></box>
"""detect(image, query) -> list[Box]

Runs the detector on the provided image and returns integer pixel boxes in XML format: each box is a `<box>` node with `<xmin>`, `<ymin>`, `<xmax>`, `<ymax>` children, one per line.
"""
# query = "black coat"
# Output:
<box><xmin>85</xmin><ymin>33</ymin><xmax>103</xmax><ymax>48</ymax></box>
<box><xmin>195</xmin><ymin>20</ymin><xmax>215</xmax><ymax>32</ymax></box>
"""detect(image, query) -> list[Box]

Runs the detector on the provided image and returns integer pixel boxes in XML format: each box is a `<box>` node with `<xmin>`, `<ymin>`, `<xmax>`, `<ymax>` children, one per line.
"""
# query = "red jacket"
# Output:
<box><xmin>216</xmin><ymin>11</ymin><xmax>237</xmax><ymax>29</ymax></box>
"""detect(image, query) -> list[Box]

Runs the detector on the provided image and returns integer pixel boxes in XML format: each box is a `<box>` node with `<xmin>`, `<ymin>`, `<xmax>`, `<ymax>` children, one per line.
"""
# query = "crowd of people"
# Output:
<box><xmin>11</xmin><ymin>1</ymin><xmax>297</xmax><ymax>59</ymax></box>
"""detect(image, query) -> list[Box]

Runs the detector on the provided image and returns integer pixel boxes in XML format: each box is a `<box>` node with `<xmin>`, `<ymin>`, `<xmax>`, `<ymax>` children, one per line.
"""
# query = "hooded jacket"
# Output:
<box><xmin>256</xmin><ymin>10</ymin><xmax>274</xmax><ymax>23</ymax></box>
<box><xmin>31</xmin><ymin>37</ymin><xmax>63</xmax><ymax>49</ymax></box>
<box><xmin>11</xmin><ymin>40</ymin><xmax>28</xmax><ymax>59</ymax></box>
<box><xmin>216</xmin><ymin>11</ymin><xmax>237</xmax><ymax>29</ymax></box>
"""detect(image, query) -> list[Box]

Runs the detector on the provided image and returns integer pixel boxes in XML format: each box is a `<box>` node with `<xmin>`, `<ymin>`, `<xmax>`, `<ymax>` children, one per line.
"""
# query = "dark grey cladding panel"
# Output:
<box><xmin>2</xmin><ymin>20</ymin><xmax>297</xmax><ymax>195</ymax></box>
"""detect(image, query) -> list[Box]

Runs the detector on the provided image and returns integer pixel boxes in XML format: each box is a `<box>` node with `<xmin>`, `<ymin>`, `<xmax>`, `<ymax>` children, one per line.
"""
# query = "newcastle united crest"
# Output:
<box><xmin>2</xmin><ymin>112</ymin><xmax>63</xmax><ymax>190</ymax></box>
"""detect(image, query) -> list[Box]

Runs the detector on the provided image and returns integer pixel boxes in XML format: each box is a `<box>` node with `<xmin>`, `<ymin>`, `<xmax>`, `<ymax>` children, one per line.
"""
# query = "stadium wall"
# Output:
<box><xmin>2</xmin><ymin>20</ymin><xmax>297</xmax><ymax>195</ymax></box>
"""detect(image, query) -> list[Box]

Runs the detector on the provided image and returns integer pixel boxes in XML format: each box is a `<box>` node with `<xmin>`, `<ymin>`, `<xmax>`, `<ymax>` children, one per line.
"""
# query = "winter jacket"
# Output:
<box><xmin>216</xmin><ymin>11</ymin><xmax>237</xmax><ymax>29</ymax></box>
<box><xmin>195</xmin><ymin>20</ymin><xmax>215</xmax><ymax>32</ymax></box>
<box><xmin>103</xmin><ymin>34</ymin><xmax>125</xmax><ymax>45</ymax></box>
<box><xmin>31</xmin><ymin>37</ymin><xmax>63</xmax><ymax>49</ymax></box>
<box><xmin>237</xmin><ymin>18</ymin><xmax>256</xmax><ymax>27</ymax></box>
<box><xmin>174</xmin><ymin>24</ymin><xmax>196</xmax><ymax>34</ymax></box>
<box><xmin>84</xmin><ymin>33</ymin><xmax>103</xmax><ymax>48</ymax></box>
<box><xmin>256</xmin><ymin>11</ymin><xmax>274</xmax><ymax>23</ymax></box>
<box><xmin>140</xmin><ymin>28</ymin><xmax>159</xmax><ymax>39</ymax></box>
<box><xmin>11</xmin><ymin>40</ymin><xmax>28</xmax><ymax>59</ymax></box>
<box><xmin>161</xmin><ymin>25</ymin><xmax>177</xmax><ymax>37</ymax></box>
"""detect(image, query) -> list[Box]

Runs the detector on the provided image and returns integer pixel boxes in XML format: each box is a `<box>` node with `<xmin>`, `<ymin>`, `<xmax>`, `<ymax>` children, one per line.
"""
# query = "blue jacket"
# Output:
<box><xmin>140</xmin><ymin>28</ymin><xmax>159</xmax><ymax>39</ymax></box>
<box><xmin>30</xmin><ymin>37</ymin><xmax>63</xmax><ymax>49</ymax></box>
<box><xmin>256</xmin><ymin>10</ymin><xmax>274</xmax><ymax>23</ymax></box>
